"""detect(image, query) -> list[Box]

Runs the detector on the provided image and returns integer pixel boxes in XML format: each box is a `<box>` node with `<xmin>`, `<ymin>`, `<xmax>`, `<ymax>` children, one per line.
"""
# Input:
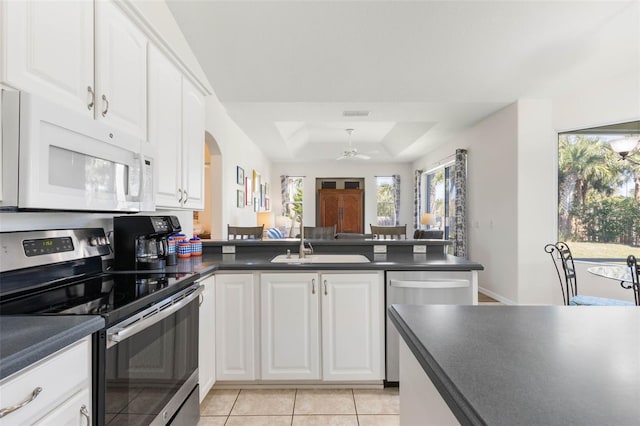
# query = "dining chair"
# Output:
<box><xmin>300</xmin><ymin>225</ymin><xmax>336</xmax><ymax>240</ymax></box>
<box><xmin>370</xmin><ymin>225</ymin><xmax>407</xmax><ymax>240</ymax></box>
<box><xmin>627</xmin><ymin>254</ymin><xmax>640</xmax><ymax>306</ymax></box>
<box><xmin>544</xmin><ymin>242</ymin><xmax>634</xmax><ymax>306</ymax></box>
<box><xmin>413</xmin><ymin>229</ymin><xmax>444</xmax><ymax>239</ymax></box>
<box><xmin>227</xmin><ymin>225</ymin><xmax>264</xmax><ymax>240</ymax></box>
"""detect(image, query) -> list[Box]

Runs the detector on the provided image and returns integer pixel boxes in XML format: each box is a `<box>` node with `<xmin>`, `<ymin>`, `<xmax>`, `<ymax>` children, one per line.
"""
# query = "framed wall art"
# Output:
<box><xmin>237</xmin><ymin>190</ymin><xmax>244</xmax><ymax>208</ymax></box>
<box><xmin>236</xmin><ymin>166</ymin><xmax>245</xmax><ymax>185</ymax></box>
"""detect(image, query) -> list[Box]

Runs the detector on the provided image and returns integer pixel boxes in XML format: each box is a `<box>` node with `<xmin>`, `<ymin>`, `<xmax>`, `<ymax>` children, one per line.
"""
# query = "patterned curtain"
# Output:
<box><xmin>453</xmin><ymin>149</ymin><xmax>468</xmax><ymax>258</ymax></box>
<box><xmin>413</xmin><ymin>169</ymin><xmax>423</xmax><ymax>229</ymax></box>
<box><xmin>280</xmin><ymin>175</ymin><xmax>289</xmax><ymax>216</ymax></box>
<box><xmin>392</xmin><ymin>175</ymin><xmax>401</xmax><ymax>225</ymax></box>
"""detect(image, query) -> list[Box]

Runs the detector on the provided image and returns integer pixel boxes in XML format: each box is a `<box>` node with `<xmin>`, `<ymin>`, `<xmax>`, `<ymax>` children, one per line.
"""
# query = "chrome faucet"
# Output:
<box><xmin>291</xmin><ymin>214</ymin><xmax>313</xmax><ymax>258</ymax></box>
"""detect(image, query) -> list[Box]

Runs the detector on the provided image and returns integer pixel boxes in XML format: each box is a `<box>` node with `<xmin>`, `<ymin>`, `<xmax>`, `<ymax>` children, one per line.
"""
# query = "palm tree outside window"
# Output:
<box><xmin>558</xmin><ymin>129</ymin><xmax>640</xmax><ymax>260</ymax></box>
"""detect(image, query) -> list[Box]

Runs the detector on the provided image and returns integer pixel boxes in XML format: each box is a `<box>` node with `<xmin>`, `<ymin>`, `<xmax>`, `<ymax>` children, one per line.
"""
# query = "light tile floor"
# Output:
<box><xmin>200</xmin><ymin>388</ymin><xmax>399</xmax><ymax>426</ymax></box>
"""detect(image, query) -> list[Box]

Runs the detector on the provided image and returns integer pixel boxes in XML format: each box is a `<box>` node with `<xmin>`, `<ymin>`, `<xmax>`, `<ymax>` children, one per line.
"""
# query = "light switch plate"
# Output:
<box><xmin>373</xmin><ymin>245</ymin><xmax>387</xmax><ymax>254</ymax></box>
<box><xmin>222</xmin><ymin>245</ymin><xmax>235</xmax><ymax>254</ymax></box>
<box><xmin>413</xmin><ymin>245</ymin><xmax>427</xmax><ymax>253</ymax></box>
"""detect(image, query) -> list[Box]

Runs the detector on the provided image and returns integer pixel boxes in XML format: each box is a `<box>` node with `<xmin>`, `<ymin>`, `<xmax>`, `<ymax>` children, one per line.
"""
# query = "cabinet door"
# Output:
<box><xmin>3</xmin><ymin>0</ymin><xmax>94</xmax><ymax>116</ymax></box>
<box><xmin>148</xmin><ymin>45</ymin><xmax>183</xmax><ymax>208</ymax></box>
<box><xmin>32</xmin><ymin>389</ymin><xmax>90</xmax><ymax>426</ymax></box>
<box><xmin>261</xmin><ymin>273</ymin><xmax>320</xmax><ymax>380</ymax></box>
<box><xmin>319</xmin><ymin>190</ymin><xmax>340</xmax><ymax>229</ymax></box>
<box><xmin>181</xmin><ymin>78</ymin><xmax>205</xmax><ymax>210</ymax></box>
<box><xmin>215</xmin><ymin>274</ymin><xmax>256</xmax><ymax>381</ymax></box>
<box><xmin>95</xmin><ymin>0</ymin><xmax>147</xmax><ymax>139</ymax></box>
<box><xmin>199</xmin><ymin>275</ymin><xmax>216</xmax><ymax>401</ymax></box>
<box><xmin>321</xmin><ymin>273</ymin><xmax>384</xmax><ymax>381</ymax></box>
<box><xmin>340</xmin><ymin>190</ymin><xmax>363</xmax><ymax>233</ymax></box>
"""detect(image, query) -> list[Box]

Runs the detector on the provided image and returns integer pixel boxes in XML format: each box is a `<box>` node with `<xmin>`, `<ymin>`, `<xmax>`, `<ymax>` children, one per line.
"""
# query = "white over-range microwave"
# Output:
<box><xmin>1</xmin><ymin>89</ymin><xmax>154</xmax><ymax>212</ymax></box>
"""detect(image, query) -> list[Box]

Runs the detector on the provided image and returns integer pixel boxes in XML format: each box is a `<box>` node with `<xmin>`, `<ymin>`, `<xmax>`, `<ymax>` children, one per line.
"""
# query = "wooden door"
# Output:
<box><xmin>319</xmin><ymin>189</ymin><xmax>363</xmax><ymax>233</ymax></box>
<box><xmin>319</xmin><ymin>190</ymin><xmax>341</xmax><ymax>229</ymax></box>
<box><xmin>340</xmin><ymin>190</ymin><xmax>363</xmax><ymax>233</ymax></box>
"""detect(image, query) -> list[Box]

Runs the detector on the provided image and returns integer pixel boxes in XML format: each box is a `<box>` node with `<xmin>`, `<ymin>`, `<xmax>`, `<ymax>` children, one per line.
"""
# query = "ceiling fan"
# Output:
<box><xmin>336</xmin><ymin>128</ymin><xmax>371</xmax><ymax>160</ymax></box>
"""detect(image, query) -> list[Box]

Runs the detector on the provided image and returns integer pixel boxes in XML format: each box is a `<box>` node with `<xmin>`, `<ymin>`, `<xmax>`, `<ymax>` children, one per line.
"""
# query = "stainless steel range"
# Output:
<box><xmin>0</xmin><ymin>228</ymin><xmax>202</xmax><ymax>425</ymax></box>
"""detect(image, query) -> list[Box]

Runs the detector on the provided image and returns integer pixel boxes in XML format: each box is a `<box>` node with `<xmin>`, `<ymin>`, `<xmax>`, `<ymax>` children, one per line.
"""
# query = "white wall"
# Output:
<box><xmin>204</xmin><ymin>96</ymin><xmax>272</xmax><ymax>236</ymax></box>
<box><xmin>270</xmin><ymin>162</ymin><xmax>413</xmax><ymax>232</ymax></box>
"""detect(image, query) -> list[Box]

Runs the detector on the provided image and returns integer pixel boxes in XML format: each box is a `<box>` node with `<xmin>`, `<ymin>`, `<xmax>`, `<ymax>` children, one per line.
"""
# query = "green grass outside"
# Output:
<box><xmin>567</xmin><ymin>240</ymin><xmax>640</xmax><ymax>261</ymax></box>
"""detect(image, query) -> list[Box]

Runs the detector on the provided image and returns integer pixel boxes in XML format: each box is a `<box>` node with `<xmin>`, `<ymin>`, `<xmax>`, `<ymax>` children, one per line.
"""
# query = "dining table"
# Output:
<box><xmin>587</xmin><ymin>264</ymin><xmax>634</xmax><ymax>289</ymax></box>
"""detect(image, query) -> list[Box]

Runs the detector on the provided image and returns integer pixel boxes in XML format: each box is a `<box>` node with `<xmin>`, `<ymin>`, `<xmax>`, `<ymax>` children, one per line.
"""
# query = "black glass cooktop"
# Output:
<box><xmin>0</xmin><ymin>271</ymin><xmax>198</xmax><ymax>325</ymax></box>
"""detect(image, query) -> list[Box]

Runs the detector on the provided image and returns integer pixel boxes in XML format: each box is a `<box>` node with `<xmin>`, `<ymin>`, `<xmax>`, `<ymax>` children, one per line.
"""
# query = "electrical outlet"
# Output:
<box><xmin>222</xmin><ymin>245</ymin><xmax>235</xmax><ymax>254</ymax></box>
<box><xmin>373</xmin><ymin>245</ymin><xmax>387</xmax><ymax>254</ymax></box>
<box><xmin>413</xmin><ymin>245</ymin><xmax>427</xmax><ymax>253</ymax></box>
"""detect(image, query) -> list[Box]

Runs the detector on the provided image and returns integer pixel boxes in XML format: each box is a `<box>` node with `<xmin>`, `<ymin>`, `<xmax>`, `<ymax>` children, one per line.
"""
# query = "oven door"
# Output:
<box><xmin>102</xmin><ymin>284</ymin><xmax>202</xmax><ymax>425</ymax></box>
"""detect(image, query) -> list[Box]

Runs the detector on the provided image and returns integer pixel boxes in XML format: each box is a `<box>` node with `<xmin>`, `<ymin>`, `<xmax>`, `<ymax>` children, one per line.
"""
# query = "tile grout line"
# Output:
<box><xmin>224</xmin><ymin>389</ymin><xmax>242</xmax><ymax>425</ymax></box>
<box><xmin>291</xmin><ymin>388</ymin><xmax>297</xmax><ymax>425</ymax></box>
<box><xmin>352</xmin><ymin>388</ymin><xmax>360</xmax><ymax>426</ymax></box>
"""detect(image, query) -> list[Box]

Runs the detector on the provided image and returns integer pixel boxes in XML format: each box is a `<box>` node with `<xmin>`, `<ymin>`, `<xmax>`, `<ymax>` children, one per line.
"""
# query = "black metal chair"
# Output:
<box><xmin>227</xmin><ymin>225</ymin><xmax>263</xmax><ymax>240</ymax></box>
<box><xmin>627</xmin><ymin>254</ymin><xmax>640</xmax><ymax>306</ymax></box>
<box><xmin>544</xmin><ymin>242</ymin><xmax>634</xmax><ymax>306</ymax></box>
<box><xmin>370</xmin><ymin>224</ymin><xmax>407</xmax><ymax>240</ymax></box>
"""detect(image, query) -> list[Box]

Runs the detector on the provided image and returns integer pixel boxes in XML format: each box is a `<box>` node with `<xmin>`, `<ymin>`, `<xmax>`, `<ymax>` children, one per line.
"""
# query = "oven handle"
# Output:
<box><xmin>108</xmin><ymin>284</ymin><xmax>203</xmax><ymax>347</ymax></box>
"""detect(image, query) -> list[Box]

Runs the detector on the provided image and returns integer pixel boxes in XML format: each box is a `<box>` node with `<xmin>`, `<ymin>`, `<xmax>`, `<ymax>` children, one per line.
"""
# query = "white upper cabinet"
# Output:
<box><xmin>2</xmin><ymin>0</ymin><xmax>147</xmax><ymax>139</ymax></box>
<box><xmin>94</xmin><ymin>0</ymin><xmax>147</xmax><ymax>139</ymax></box>
<box><xmin>181</xmin><ymin>78</ymin><xmax>205</xmax><ymax>210</ymax></box>
<box><xmin>148</xmin><ymin>45</ymin><xmax>183</xmax><ymax>208</ymax></box>
<box><xmin>2</xmin><ymin>0</ymin><xmax>94</xmax><ymax>116</ymax></box>
<box><xmin>150</xmin><ymin>48</ymin><xmax>205</xmax><ymax>210</ymax></box>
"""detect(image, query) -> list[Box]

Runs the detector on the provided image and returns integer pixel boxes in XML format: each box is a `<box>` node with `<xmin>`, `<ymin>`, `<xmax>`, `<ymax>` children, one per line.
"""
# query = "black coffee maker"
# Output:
<box><xmin>113</xmin><ymin>215</ymin><xmax>181</xmax><ymax>270</ymax></box>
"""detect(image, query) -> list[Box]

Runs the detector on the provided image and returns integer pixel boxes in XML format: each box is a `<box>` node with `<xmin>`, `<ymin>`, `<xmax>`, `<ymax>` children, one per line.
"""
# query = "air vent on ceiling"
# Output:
<box><xmin>342</xmin><ymin>110</ymin><xmax>370</xmax><ymax>117</ymax></box>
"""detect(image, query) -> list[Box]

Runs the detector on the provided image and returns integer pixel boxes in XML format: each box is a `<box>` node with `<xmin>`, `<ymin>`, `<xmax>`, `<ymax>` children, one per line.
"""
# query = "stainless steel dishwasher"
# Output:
<box><xmin>386</xmin><ymin>270</ymin><xmax>478</xmax><ymax>382</ymax></box>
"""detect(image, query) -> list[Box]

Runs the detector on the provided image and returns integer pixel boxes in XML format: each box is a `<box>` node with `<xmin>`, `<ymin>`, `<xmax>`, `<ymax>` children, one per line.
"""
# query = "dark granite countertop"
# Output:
<box><xmin>388</xmin><ymin>304</ymin><xmax>640</xmax><ymax>426</ymax></box>
<box><xmin>0</xmin><ymin>315</ymin><xmax>104</xmax><ymax>381</ymax></box>
<box><xmin>162</xmin><ymin>252</ymin><xmax>483</xmax><ymax>273</ymax></box>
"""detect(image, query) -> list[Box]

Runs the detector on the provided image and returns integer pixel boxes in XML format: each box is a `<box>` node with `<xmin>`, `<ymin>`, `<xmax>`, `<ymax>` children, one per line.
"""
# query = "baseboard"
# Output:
<box><xmin>478</xmin><ymin>286</ymin><xmax>516</xmax><ymax>305</ymax></box>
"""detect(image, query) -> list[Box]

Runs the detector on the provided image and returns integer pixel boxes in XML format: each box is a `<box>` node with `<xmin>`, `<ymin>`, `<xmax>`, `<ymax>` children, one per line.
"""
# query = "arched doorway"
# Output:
<box><xmin>194</xmin><ymin>131</ymin><xmax>222</xmax><ymax>239</ymax></box>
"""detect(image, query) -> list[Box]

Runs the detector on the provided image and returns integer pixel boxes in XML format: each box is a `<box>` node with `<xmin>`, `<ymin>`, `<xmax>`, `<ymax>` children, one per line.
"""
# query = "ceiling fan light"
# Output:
<box><xmin>610</xmin><ymin>136</ymin><xmax>639</xmax><ymax>155</ymax></box>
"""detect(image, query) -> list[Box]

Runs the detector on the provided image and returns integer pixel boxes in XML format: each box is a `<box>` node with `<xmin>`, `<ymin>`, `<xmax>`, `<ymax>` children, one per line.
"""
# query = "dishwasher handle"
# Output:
<box><xmin>389</xmin><ymin>279</ymin><xmax>470</xmax><ymax>289</ymax></box>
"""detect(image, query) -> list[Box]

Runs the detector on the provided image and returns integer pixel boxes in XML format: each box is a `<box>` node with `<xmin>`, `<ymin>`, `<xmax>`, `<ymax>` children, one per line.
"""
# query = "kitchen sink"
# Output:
<box><xmin>270</xmin><ymin>254</ymin><xmax>371</xmax><ymax>264</ymax></box>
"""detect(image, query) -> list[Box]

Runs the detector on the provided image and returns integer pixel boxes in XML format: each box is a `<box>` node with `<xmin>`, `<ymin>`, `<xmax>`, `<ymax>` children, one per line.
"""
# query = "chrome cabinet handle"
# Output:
<box><xmin>87</xmin><ymin>86</ymin><xmax>95</xmax><ymax>110</ymax></box>
<box><xmin>80</xmin><ymin>404</ymin><xmax>90</xmax><ymax>426</ymax></box>
<box><xmin>101</xmin><ymin>94</ymin><xmax>109</xmax><ymax>116</ymax></box>
<box><xmin>177</xmin><ymin>188</ymin><xmax>184</xmax><ymax>203</ymax></box>
<box><xmin>183</xmin><ymin>190</ymin><xmax>189</xmax><ymax>203</ymax></box>
<box><xmin>312</xmin><ymin>278</ymin><xmax>316</xmax><ymax>294</ymax></box>
<box><xmin>0</xmin><ymin>387</ymin><xmax>42</xmax><ymax>418</ymax></box>
<box><xmin>199</xmin><ymin>294</ymin><xmax>204</xmax><ymax>306</ymax></box>
<box><xmin>324</xmin><ymin>280</ymin><xmax>328</xmax><ymax>295</ymax></box>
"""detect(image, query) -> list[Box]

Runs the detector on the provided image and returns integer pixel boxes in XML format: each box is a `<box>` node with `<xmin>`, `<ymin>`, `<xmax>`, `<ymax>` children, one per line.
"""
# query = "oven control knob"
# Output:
<box><xmin>162</xmin><ymin>411</ymin><xmax>169</xmax><ymax>421</ymax></box>
<box><xmin>89</xmin><ymin>237</ymin><xmax>98</xmax><ymax>246</ymax></box>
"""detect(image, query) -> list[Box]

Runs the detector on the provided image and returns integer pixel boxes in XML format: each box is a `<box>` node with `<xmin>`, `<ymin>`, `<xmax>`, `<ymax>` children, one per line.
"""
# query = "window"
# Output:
<box><xmin>558</xmin><ymin>124</ymin><xmax>640</xmax><ymax>260</ymax></box>
<box><xmin>284</xmin><ymin>176</ymin><xmax>303</xmax><ymax>217</ymax></box>
<box><xmin>423</xmin><ymin>162</ymin><xmax>455</xmax><ymax>240</ymax></box>
<box><xmin>376</xmin><ymin>176</ymin><xmax>396</xmax><ymax>225</ymax></box>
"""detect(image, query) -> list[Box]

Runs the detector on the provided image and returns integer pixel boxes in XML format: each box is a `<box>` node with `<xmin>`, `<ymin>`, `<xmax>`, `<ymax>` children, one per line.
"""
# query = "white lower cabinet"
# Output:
<box><xmin>321</xmin><ymin>273</ymin><xmax>384</xmax><ymax>381</ymax></box>
<box><xmin>258</xmin><ymin>271</ymin><xmax>384</xmax><ymax>382</ymax></box>
<box><xmin>215</xmin><ymin>273</ymin><xmax>257</xmax><ymax>381</ymax></box>
<box><xmin>198</xmin><ymin>274</ymin><xmax>216</xmax><ymax>401</ymax></box>
<box><xmin>261</xmin><ymin>273</ymin><xmax>320</xmax><ymax>380</ymax></box>
<box><xmin>0</xmin><ymin>337</ymin><xmax>91</xmax><ymax>426</ymax></box>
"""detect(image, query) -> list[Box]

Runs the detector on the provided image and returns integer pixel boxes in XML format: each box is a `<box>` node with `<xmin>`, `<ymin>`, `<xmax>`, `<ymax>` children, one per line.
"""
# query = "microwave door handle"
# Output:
<box><xmin>107</xmin><ymin>285</ymin><xmax>203</xmax><ymax>347</ymax></box>
<box><xmin>389</xmin><ymin>279</ymin><xmax>470</xmax><ymax>289</ymax></box>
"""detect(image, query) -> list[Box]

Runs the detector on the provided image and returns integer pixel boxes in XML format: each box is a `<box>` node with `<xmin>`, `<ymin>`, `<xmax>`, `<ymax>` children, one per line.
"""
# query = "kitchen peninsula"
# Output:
<box><xmin>389</xmin><ymin>304</ymin><xmax>640</xmax><ymax>426</ymax></box>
